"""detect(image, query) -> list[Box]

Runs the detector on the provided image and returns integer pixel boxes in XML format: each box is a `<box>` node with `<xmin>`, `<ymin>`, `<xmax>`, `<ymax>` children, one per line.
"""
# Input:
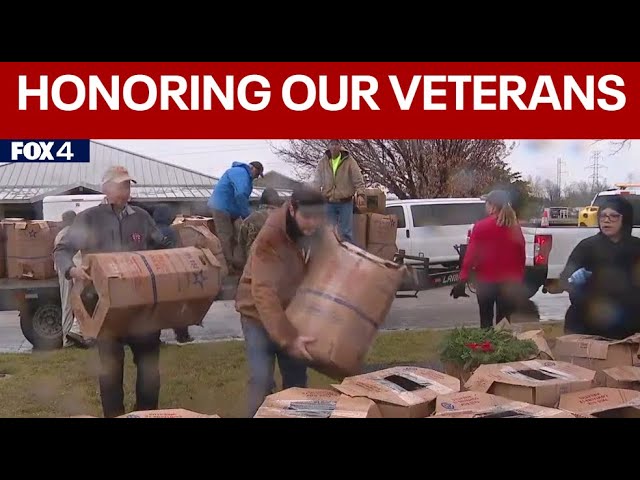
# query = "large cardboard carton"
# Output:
<box><xmin>553</xmin><ymin>334</ymin><xmax>640</xmax><ymax>381</ymax></box>
<box><xmin>254</xmin><ymin>388</ymin><xmax>381</xmax><ymax>418</ymax></box>
<box><xmin>358</xmin><ymin>188</ymin><xmax>387</xmax><ymax>214</ymax></box>
<box><xmin>559</xmin><ymin>387</ymin><xmax>640</xmax><ymax>418</ymax></box>
<box><xmin>432</xmin><ymin>391</ymin><xmax>576</xmax><ymax>418</ymax></box>
<box><xmin>366</xmin><ymin>213</ymin><xmax>398</xmax><ymax>261</ymax></box>
<box><xmin>3</xmin><ymin>220</ymin><xmax>59</xmax><ymax>279</ymax></box>
<box><xmin>333</xmin><ymin>366</ymin><xmax>461</xmax><ymax>418</ymax></box>
<box><xmin>71</xmin><ymin>247</ymin><xmax>222</xmax><ymax>339</ymax></box>
<box><xmin>119</xmin><ymin>409</ymin><xmax>220</xmax><ymax>418</ymax></box>
<box><xmin>602</xmin><ymin>366</ymin><xmax>640</xmax><ymax>391</ymax></box>
<box><xmin>70</xmin><ymin>409</ymin><xmax>221</xmax><ymax>418</ymax></box>
<box><xmin>286</xmin><ymin>234</ymin><xmax>406</xmax><ymax>378</ymax></box>
<box><xmin>352</xmin><ymin>214</ymin><xmax>368</xmax><ymax>249</ymax></box>
<box><xmin>173</xmin><ymin>215</ymin><xmax>216</xmax><ymax>235</ymax></box>
<box><xmin>465</xmin><ymin>360</ymin><xmax>596</xmax><ymax>407</ymax></box>
<box><xmin>174</xmin><ymin>224</ymin><xmax>228</xmax><ymax>279</ymax></box>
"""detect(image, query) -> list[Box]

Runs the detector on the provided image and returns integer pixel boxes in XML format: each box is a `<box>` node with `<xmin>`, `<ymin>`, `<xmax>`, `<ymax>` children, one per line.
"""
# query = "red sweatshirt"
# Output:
<box><xmin>460</xmin><ymin>215</ymin><xmax>525</xmax><ymax>284</ymax></box>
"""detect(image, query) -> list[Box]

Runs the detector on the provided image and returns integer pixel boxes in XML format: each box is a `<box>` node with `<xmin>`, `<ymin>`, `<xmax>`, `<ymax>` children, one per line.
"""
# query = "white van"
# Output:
<box><xmin>385</xmin><ymin>198</ymin><xmax>486</xmax><ymax>266</ymax></box>
<box><xmin>42</xmin><ymin>194</ymin><xmax>106</xmax><ymax>222</ymax></box>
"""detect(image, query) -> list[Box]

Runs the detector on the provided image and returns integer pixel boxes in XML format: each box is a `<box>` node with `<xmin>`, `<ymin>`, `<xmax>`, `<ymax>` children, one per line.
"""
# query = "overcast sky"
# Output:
<box><xmin>98</xmin><ymin>139</ymin><xmax>640</xmax><ymax>186</ymax></box>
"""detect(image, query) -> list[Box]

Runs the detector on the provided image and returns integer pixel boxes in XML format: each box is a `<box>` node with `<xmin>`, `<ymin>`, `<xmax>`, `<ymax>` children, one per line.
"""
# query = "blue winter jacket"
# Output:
<box><xmin>207</xmin><ymin>162</ymin><xmax>253</xmax><ymax>219</ymax></box>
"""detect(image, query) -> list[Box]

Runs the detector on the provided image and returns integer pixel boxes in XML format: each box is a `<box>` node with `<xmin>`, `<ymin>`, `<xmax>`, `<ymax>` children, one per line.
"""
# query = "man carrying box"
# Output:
<box><xmin>235</xmin><ymin>185</ymin><xmax>326</xmax><ymax>417</ymax></box>
<box><xmin>53</xmin><ymin>166</ymin><xmax>172</xmax><ymax>418</ymax></box>
<box><xmin>313</xmin><ymin>140</ymin><xmax>366</xmax><ymax>244</ymax></box>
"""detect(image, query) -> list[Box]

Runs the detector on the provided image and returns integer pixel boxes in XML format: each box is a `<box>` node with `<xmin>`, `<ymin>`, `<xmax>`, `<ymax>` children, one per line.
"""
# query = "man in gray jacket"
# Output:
<box><xmin>54</xmin><ymin>166</ymin><xmax>171</xmax><ymax>418</ymax></box>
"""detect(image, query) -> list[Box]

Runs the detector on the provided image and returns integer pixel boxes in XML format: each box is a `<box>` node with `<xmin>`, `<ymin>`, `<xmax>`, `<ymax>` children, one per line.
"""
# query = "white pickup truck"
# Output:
<box><xmin>520</xmin><ymin>186</ymin><xmax>640</xmax><ymax>298</ymax></box>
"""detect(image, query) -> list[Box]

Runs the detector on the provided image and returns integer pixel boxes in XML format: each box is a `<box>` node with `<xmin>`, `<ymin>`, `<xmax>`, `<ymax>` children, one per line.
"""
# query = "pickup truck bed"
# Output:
<box><xmin>522</xmin><ymin>225</ymin><xmax>640</xmax><ymax>295</ymax></box>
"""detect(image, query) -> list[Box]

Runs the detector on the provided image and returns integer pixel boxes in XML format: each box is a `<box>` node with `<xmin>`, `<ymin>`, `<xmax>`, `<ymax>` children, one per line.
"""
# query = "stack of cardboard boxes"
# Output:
<box><xmin>353</xmin><ymin>188</ymin><xmax>398</xmax><ymax>261</ymax></box>
<box><xmin>0</xmin><ymin>219</ymin><xmax>60</xmax><ymax>280</ymax></box>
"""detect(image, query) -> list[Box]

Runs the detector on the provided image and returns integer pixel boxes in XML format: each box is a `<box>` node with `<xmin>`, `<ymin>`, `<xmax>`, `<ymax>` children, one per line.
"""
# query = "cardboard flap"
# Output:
<box><xmin>554</xmin><ymin>334</ymin><xmax>614</xmax><ymax>360</ymax></box>
<box><xmin>335</xmin><ymin>367</ymin><xmax>460</xmax><ymax>407</ymax></box>
<box><xmin>610</xmin><ymin>333</ymin><xmax>640</xmax><ymax>345</ymax></box>
<box><xmin>517</xmin><ymin>330</ymin><xmax>555</xmax><ymax>360</ymax></box>
<box><xmin>559</xmin><ymin>387</ymin><xmax>640</xmax><ymax>416</ymax></box>
<box><xmin>434</xmin><ymin>391</ymin><xmax>576</xmax><ymax>418</ymax></box>
<box><xmin>466</xmin><ymin>360</ymin><xmax>594</xmax><ymax>390</ymax></box>
<box><xmin>464</xmin><ymin>365</ymin><xmax>496</xmax><ymax>393</ymax></box>
<box><xmin>603</xmin><ymin>366</ymin><xmax>640</xmax><ymax>383</ymax></box>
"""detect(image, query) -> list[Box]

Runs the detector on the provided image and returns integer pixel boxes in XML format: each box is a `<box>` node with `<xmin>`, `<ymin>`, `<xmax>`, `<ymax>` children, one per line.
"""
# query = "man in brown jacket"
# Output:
<box><xmin>313</xmin><ymin>139</ymin><xmax>366</xmax><ymax>244</ymax></box>
<box><xmin>235</xmin><ymin>185</ymin><xmax>326</xmax><ymax>417</ymax></box>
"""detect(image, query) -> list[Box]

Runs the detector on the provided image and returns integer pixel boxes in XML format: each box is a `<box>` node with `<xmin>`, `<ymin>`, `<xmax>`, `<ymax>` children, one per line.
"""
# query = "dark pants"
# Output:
<box><xmin>241</xmin><ymin>316</ymin><xmax>308</xmax><ymax>418</ymax></box>
<box><xmin>476</xmin><ymin>282</ymin><xmax>516</xmax><ymax>329</ymax></box>
<box><xmin>327</xmin><ymin>201</ymin><xmax>354</xmax><ymax>243</ymax></box>
<box><xmin>173</xmin><ymin>327</ymin><xmax>190</xmax><ymax>341</ymax></box>
<box><xmin>97</xmin><ymin>331</ymin><xmax>161</xmax><ymax>418</ymax></box>
<box><xmin>211</xmin><ymin>209</ymin><xmax>235</xmax><ymax>268</ymax></box>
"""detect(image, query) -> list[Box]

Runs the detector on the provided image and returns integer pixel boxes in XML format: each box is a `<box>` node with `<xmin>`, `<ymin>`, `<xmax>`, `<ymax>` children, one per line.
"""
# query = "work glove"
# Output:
<box><xmin>450</xmin><ymin>281</ymin><xmax>469</xmax><ymax>299</ymax></box>
<box><xmin>568</xmin><ymin>268</ymin><xmax>592</xmax><ymax>286</ymax></box>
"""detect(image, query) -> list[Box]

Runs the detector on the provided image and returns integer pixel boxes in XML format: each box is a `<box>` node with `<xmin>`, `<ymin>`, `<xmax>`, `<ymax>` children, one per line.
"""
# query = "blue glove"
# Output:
<box><xmin>568</xmin><ymin>268</ymin><xmax>592</xmax><ymax>286</ymax></box>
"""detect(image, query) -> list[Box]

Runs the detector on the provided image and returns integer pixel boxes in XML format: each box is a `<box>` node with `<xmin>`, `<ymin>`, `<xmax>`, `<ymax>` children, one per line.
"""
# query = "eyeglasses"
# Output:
<box><xmin>599</xmin><ymin>213</ymin><xmax>622</xmax><ymax>222</ymax></box>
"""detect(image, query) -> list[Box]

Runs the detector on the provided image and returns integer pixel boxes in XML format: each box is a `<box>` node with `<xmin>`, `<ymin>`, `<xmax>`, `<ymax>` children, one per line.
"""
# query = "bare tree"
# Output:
<box><xmin>271</xmin><ymin>139</ymin><xmax>518</xmax><ymax>199</ymax></box>
<box><xmin>542</xmin><ymin>179</ymin><xmax>562</xmax><ymax>204</ymax></box>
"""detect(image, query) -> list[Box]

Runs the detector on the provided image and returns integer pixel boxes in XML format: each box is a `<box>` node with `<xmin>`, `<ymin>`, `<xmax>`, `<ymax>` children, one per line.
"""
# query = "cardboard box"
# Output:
<box><xmin>495</xmin><ymin>321</ymin><xmax>554</xmax><ymax>360</ymax></box>
<box><xmin>71</xmin><ymin>246</ymin><xmax>222</xmax><ymax>339</ymax></box>
<box><xmin>352</xmin><ymin>214</ymin><xmax>368</xmax><ymax>249</ymax></box>
<box><xmin>118</xmin><ymin>409</ymin><xmax>220</xmax><ymax>418</ymax></box>
<box><xmin>3</xmin><ymin>220</ymin><xmax>59</xmax><ymax>280</ymax></box>
<box><xmin>173</xmin><ymin>215</ymin><xmax>216</xmax><ymax>235</ymax></box>
<box><xmin>286</xmin><ymin>235</ymin><xmax>406</xmax><ymax>378</ymax></box>
<box><xmin>465</xmin><ymin>360</ymin><xmax>596</xmax><ymax>407</ymax></box>
<box><xmin>559</xmin><ymin>387</ymin><xmax>640</xmax><ymax>418</ymax></box>
<box><xmin>254</xmin><ymin>388</ymin><xmax>381</xmax><ymax>418</ymax></box>
<box><xmin>366</xmin><ymin>213</ymin><xmax>398</xmax><ymax>261</ymax></box>
<box><xmin>602</xmin><ymin>366</ymin><xmax>640</xmax><ymax>391</ymax></box>
<box><xmin>553</xmin><ymin>334</ymin><xmax>640</xmax><ymax>380</ymax></box>
<box><xmin>333</xmin><ymin>366</ymin><xmax>461</xmax><ymax>417</ymax></box>
<box><xmin>432</xmin><ymin>391</ymin><xmax>576</xmax><ymax>418</ymax></box>
<box><xmin>358</xmin><ymin>188</ymin><xmax>386</xmax><ymax>214</ymax></box>
<box><xmin>174</xmin><ymin>223</ymin><xmax>228</xmax><ymax>278</ymax></box>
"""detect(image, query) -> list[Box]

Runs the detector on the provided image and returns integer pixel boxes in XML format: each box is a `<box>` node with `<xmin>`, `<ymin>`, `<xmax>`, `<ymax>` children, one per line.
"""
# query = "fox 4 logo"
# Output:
<box><xmin>11</xmin><ymin>141</ymin><xmax>74</xmax><ymax>161</ymax></box>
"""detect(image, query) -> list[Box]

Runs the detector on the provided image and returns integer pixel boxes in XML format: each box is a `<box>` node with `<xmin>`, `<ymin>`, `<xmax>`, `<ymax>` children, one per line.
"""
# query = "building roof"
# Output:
<box><xmin>0</xmin><ymin>141</ymin><xmax>288</xmax><ymax>204</ymax></box>
<box><xmin>254</xmin><ymin>171</ymin><xmax>302</xmax><ymax>190</ymax></box>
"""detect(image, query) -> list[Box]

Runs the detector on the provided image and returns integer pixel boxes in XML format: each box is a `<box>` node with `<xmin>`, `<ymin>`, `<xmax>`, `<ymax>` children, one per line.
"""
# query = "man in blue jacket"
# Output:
<box><xmin>208</xmin><ymin>161</ymin><xmax>264</xmax><ymax>270</ymax></box>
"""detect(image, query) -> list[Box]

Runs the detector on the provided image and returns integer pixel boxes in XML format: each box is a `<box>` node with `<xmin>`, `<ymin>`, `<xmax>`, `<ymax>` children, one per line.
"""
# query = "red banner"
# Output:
<box><xmin>0</xmin><ymin>62</ymin><xmax>636</xmax><ymax>138</ymax></box>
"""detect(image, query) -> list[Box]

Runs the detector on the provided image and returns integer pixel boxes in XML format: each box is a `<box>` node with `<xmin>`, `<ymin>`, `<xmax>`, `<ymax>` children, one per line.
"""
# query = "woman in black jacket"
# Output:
<box><xmin>559</xmin><ymin>195</ymin><xmax>640</xmax><ymax>339</ymax></box>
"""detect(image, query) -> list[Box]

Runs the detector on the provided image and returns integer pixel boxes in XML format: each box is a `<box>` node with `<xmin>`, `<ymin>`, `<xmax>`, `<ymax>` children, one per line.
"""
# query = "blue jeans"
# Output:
<box><xmin>327</xmin><ymin>201</ymin><xmax>354</xmax><ymax>243</ymax></box>
<box><xmin>241</xmin><ymin>317</ymin><xmax>308</xmax><ymax>418</ymax></box>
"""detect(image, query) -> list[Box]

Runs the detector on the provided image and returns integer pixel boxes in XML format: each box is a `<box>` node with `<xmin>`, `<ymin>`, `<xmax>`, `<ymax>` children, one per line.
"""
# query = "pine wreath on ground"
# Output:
<box><xmin>439</xmin><ymin>327</ymin><xmax>539</xmax><ymax>383</ymax></box>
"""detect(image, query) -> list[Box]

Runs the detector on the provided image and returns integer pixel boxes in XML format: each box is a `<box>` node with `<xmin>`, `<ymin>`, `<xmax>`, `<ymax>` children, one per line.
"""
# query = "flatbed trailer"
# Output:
<box><xmin>0</xmin><ymin>278</ymin><xmax>62</xmax><ymax>350</ymax></box>
<box><xmin>0</xmin><ymin>245</ymin><xmax>467</xmax><ymax>350</ymax></box>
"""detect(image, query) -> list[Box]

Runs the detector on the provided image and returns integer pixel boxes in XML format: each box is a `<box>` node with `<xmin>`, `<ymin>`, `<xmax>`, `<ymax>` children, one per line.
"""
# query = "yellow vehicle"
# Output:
<box><xmin>580</xmin><ymin>183</ymin><xmax>640</xmax><ymax>227</ymax></box>
<box><xmin>578</xmin><ymin>206</ymin><xmax>599</xmax><ymax>227</ymax></box>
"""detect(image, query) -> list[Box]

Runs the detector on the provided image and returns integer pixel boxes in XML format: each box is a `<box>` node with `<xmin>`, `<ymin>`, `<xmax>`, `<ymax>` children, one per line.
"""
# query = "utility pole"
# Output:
<box><xmin>556</xmin><ymin>157</ymin><xmax>567</xmax><ymax>195</ymax></box>
<box><xmin>586</xmin><ymin>150</ymin><xmax>607</xmax><ymax>190</ymax></box>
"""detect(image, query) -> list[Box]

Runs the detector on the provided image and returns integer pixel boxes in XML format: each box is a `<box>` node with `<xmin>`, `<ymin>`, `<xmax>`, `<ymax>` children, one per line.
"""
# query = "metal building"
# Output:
<box><xmin>0</xmin><ymin>141</ymin><xmax>289</xmax><ymax>219</ymax></box>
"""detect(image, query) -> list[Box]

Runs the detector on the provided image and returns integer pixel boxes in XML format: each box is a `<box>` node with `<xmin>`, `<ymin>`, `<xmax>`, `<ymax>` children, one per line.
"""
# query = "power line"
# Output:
<box><xmin>586</xmin><ymin>150</ymin><xmax>607</xmax><ymax>189</ymax></box>
<box><xmin>556</xmin><ymin>157</ymin><xmax>567</xmax><ymax>194</ymax></box>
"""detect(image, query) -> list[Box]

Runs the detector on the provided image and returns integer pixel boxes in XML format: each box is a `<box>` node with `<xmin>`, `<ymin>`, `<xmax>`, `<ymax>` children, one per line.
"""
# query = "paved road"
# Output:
<box><xmin>0</xmin><ymin>287</ymin><xmax>569</xmax><ymax>354</ymax></box>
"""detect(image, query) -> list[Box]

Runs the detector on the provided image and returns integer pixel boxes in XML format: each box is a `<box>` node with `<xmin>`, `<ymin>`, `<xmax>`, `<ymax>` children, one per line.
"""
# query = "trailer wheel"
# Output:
<box><xmin>19</xmin><ymin>303</ymin><xmax>63</xmax><ymax>351</ymax></box>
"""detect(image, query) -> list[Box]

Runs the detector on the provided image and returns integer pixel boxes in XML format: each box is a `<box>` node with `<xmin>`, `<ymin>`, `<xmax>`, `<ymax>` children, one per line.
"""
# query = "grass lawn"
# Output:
<box><xmin>0</xmin><ymin>322</ymin><xmax>563</xmax><ymax>418</ymax></box>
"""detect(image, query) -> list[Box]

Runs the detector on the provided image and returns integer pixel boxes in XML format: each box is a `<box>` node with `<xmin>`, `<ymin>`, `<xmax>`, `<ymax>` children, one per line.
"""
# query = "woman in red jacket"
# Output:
<box><xmin>451</xmin><ymin>190</ymin><xmax>527</xmax><ymax>328</ymax></box>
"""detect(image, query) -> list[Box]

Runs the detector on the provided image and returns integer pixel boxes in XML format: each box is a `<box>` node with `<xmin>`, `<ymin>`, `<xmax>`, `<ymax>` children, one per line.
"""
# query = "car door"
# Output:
<box><xmin>385</xmin><ymin>205</ymin><xmax>411</xmax><ymax>255</ymax></box>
